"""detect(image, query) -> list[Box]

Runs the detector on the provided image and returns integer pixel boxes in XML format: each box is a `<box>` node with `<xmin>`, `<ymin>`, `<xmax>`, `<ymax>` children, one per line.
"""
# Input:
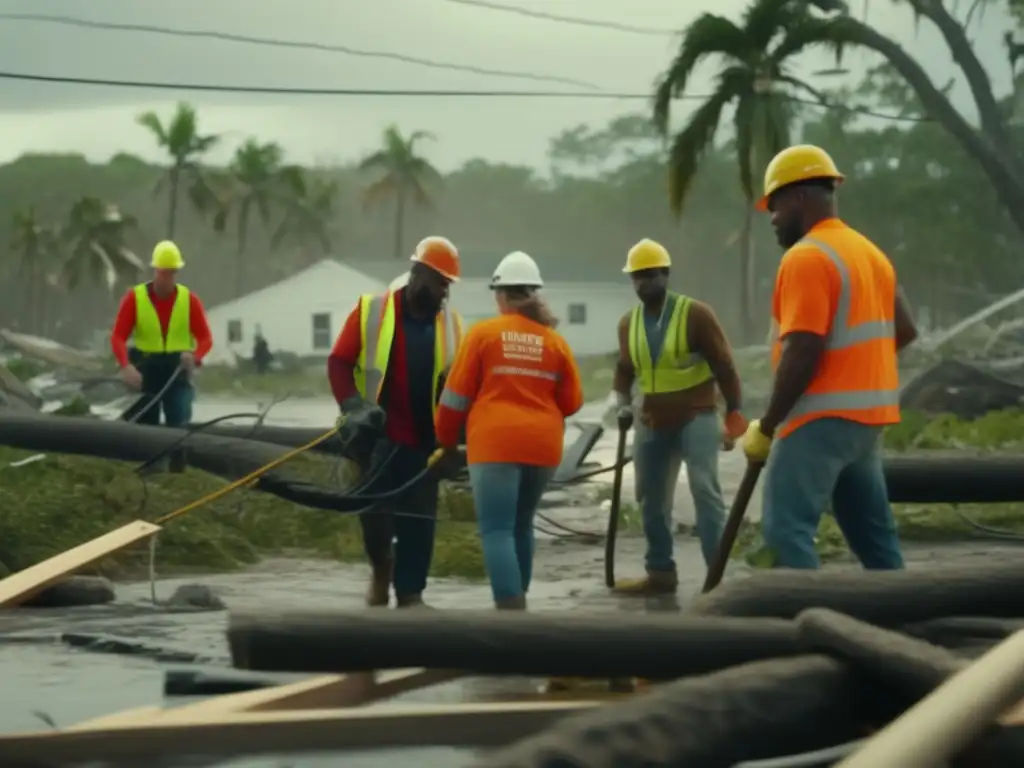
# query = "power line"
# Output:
<box><xmin>444</xmin><ymin>0</ymin><xmax>671</xmax><ymax>36</ymax></box>
<box><xmin>0</xmin><ymin>11</ymin><xmax>600</xmax><ymax>90</ymax></box>
<box><xmin>0</xmin><ymin>70</ymin><xmax>930</xmax><ymax>123</ymax></box>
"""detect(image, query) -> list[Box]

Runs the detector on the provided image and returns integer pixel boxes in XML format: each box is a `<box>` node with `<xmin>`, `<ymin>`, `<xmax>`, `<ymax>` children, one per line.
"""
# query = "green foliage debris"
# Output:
<box><xmin>0</xmin><ymin>446</ymin><xmax>484</xmax><ymax>580</ymax></box>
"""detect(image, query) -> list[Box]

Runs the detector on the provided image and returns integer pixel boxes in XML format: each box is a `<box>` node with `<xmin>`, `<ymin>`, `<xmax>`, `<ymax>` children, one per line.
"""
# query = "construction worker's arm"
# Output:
<box><xmin>895</xmin><ymin>285</ymin><xmax>919</xmax><ymax>352</ymax></box>
<box><xmin>188</xmin><ymin>293</ymin><xmax>214</xmax><ymax>365</ymax></box>
<box><xmin>327</xmin><ymin>302</ymin><xmax>363</xmax><ymax>408</ymax></box>
<box><xmin>435</xmin><ymin>330</ymin><xmax>482</xmax><ymax>449</ymax></box>
<box><xmin>688</xmin><ymin>301</ymin><xmax>742</xmax><ymax>414</ymax></box>
<box><xmin>611</xmin><ymin>313</ymin><xmax>634</xmax><ymax>409</ymax></box>
<box><xmin>555</xmin><ymin>342</ymin><xmax>584</xmax><ymax>418</ymax></box>
<box><xmin>110</xmin><ymin>288</ymin><xmax>137</xmax><ymax>369</ymax></box>
<box><xmin>759</xmin><ymin>251</ymin><xmax>832</xmax><ymax>438</ymax></box>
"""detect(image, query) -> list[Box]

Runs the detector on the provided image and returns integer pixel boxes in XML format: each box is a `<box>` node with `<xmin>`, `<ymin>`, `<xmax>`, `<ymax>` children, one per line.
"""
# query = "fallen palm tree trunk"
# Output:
<box><xmin>477</xmin><ymin>655</ymin><xmax>875</xmax><ymax>768</ymax></box>
<box><xmin>0</xmin><ymin>412</ymin><xmax>305</xmax><ymax>480</ymax></box>
<box><xmin>228</xmin><ymin>609</ymin><xmax>799</xmax><ymax>678</ymax></box>
<box><xmin>693</xmin><ymin>557</ymin><xmax>1024</xmax><ymax>624</ymax></box>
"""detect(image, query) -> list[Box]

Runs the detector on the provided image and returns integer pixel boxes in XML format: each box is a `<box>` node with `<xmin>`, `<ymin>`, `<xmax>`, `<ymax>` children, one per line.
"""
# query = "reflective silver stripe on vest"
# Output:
<box><xmin>363</xmin><ymin>294</ymin><xmax>459</xmax><ymax>401</ymax></box>
<box><xmin>783</xmin><ymin>237</ymin><xmax>898</xmax><ymax>425</ymax></box>
<box><xmin>363</xmin><ymin>294</ymin><xmax>387</xmax><ymax>400</ymax></box>
<box><xmin>439</xmin><ymin>388</ymin><xmax>469</xmax><ymax>411</ymax></box>
<box><xmin>442</xmin><ymin>308</ymin><xmax>457</xmax><ymax>368</ymax></box>
<box><xmin>490</xmin><ymin>365</ymin><xmax>560</xmax><ymax>381</ymax></box>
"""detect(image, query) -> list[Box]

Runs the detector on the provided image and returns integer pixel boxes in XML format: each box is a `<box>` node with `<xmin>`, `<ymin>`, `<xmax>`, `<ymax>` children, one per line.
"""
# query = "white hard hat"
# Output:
<box><xmin>490</xmin><ymin>251</ymin><xmax>543</xmax><ymax>289</ymax></box>
<box><xmin>389</xmin><ymin>271</ymin><xmax>410</xmax><ymax>291</ymax></box>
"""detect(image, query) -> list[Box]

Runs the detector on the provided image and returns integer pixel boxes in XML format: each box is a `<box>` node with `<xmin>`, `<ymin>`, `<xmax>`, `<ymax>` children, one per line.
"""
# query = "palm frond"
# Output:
<box><xmin>656</xmin><ymin>13</ymin><xmax>750</xmax><ymax>119</ymax></box>
<box><xmin>666</xmin><ymin>73</ymin><xmax>746</xmax><ymax>214</ymax></box>
<box><xmin>768</xmin><ymin>16</ymin><xmax>851</xmax><ymax>69</ymax></box>
<box><xmin>734</xmin><ymin>97</ymin><xmax>757</xmax><ymax>201</ymax></box>
<box><xmin>361</xmin><ymin>177</ymin><xmax>397</xmax><ymax>210</ymax></box>
<box><xmin>135</xmin><ymin>111</ymin><xmax>168</xmax><ymax>146</ymax></box>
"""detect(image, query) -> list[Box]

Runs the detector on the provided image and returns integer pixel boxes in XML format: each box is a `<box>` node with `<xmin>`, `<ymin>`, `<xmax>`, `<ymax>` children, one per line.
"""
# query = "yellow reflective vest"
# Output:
<box><xmin>132</xmin><ymin>283</ymin><xmax>194</xmax><ymax>353</ymax></box>
<box><xmin>355</xmin><ymin>291</ymin><xmax>463</xmax><ymax>413</ymax></box>
<box><xmin>627</xmin><ymin>293</ymin><xmax>712</xmax><ymax>394</ymax></box>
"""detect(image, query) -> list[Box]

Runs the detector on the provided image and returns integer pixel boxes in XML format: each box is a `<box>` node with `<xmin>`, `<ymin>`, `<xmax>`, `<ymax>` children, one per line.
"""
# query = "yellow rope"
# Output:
<box><xmin>153</xmin><ymin>426</ymin><xmax>340</xmax><ymax>526</ymax></box>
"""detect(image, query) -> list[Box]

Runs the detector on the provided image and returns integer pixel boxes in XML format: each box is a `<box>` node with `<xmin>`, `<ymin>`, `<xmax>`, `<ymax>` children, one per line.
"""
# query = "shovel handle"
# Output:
<box><xmin>701</xmin><ymin>461</ymin><xmax>763</xmax><ymax>593</ymax></box>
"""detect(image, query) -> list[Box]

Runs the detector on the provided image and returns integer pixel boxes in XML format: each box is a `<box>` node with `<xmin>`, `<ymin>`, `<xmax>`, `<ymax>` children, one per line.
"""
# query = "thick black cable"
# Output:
<box><xmin>0</xmin><ymin>12</ymin><xmax>598</xmax><ymax>90</ymax></box>
<box><xmin>0</xmin><ymin>70</ymin><xmax>931</xmax><ymax>122</ymax></box>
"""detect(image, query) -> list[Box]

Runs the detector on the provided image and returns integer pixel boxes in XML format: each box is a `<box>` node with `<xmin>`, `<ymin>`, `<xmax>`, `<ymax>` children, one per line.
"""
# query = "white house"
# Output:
<box><xmin>203</xmin><ymin>257</ymin><xmax>635</xmax><ymax>364</ymax></box>
<box><xmin>203</xmin><ymin>260</ymin><xmax>387</xmax><ymax>365</ymax></box>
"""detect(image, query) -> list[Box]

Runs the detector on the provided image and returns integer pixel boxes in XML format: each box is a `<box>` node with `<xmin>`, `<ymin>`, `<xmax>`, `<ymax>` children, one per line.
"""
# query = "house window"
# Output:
<box><xmin>227</xmin><ymin>319</ymin><xmax>243</xmax><ymax>344</ymax></box>
<box><xmin>568</xmin><ymin>303</ymin><xmax>587</xmax><ymax>325</ymax></box>
<box><xmin>312</xmin><ymin>313</ymin><xmax>332</xmax><ymax>350</ymax></box>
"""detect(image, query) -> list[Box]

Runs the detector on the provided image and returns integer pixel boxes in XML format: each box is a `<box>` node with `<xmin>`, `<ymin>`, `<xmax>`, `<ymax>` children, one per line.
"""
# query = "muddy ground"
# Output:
<box><xmin>1</xmin><ymin>394</ymin><xmax>1020</xmax><ymax>766</ymax></box>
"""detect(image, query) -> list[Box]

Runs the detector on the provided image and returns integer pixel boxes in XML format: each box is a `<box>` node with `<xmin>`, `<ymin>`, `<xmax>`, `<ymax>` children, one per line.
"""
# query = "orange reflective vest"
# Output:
<box><xmin>771</xmin><ymin>222</ymin><xmax>900</xmax><ymax>439</ymax></box>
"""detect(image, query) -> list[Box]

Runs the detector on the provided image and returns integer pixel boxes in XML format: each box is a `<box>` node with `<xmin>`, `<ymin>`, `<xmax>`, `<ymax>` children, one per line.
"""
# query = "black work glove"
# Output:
<box><xmin>429</xmin><ymin>447</ymin><xmax>464</xmax><ymax>481</ymax></box>
<box><xmin>340</xmin><ymin>396</ymin><xmax>386</xmax><ymax>432</ymax></box>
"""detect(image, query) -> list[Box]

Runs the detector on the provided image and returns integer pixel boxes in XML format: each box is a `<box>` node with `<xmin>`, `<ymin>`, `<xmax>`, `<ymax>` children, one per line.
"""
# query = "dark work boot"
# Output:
<box><xmin>494</xmin><ymin>595</ymin><xmax>527</xmax><ymax>610</ymax></box>
<box><xmin>396</xmin><ymin>593</ymin><xmax>432</xmax><ymax>609</ymax></box>
<box><xmin>611</xmin><ymin>568</ymin><xmax>678</xmax><ymax>596</ymax></box>
<box><xmin>366</xmin><ymin>561</ymin><xmax>392</xmax><ymax>608</ymax></box>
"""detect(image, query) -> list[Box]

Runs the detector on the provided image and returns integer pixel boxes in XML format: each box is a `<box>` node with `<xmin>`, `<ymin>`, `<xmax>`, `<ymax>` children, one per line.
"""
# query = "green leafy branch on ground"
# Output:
<box><xmin>0</xmin><ymin>446</ymin><xmax>485</xmax><ymax>580</ymax></box>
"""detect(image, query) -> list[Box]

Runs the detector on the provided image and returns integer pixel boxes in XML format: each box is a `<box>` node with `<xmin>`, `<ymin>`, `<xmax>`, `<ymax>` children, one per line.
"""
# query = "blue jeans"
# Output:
<box><xmin>761</xmin><ymin>417</ymin><xmax>904</xmax><ymax>570</ymax></box>
<box><xmin>469</xmin><ymin>462</ymin><xmax>555</xmax><ymax>601</ymax></box>
<box><xmin>130</xmin><ymin>382</ymin><xmax>194</xmax><ymax>427</ymax></box>
<box><xmin>635</xmin><ymin>412</ymin><xmax>726</xmax><ymax>571</ymax></box>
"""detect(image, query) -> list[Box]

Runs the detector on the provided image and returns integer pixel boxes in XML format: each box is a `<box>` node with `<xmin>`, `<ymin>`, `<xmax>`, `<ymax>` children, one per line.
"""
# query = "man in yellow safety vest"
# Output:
<box><xmin>611</xmin><ymin>239</ymin><xmax>747</xmax><ymax>595</ymax></box>
<box><xmin>110</xmin><ymin>240</ymin><xmax>213</xmax><ymax>429</ymax></box>
<box><xmin>327</xmin><ymin>236</ymin><xmax>464</xmax><ymax>608</ymax></box>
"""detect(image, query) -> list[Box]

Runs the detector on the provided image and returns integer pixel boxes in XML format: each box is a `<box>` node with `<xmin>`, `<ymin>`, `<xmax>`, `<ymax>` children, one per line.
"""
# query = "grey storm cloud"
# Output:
<box><xmin>0</xmin><ymin>0</ymin><xmax>1014</xmax><ymax>169</ymax></box>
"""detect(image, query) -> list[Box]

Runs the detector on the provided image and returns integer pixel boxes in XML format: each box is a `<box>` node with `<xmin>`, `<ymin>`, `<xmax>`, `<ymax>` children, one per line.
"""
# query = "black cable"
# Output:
<box><xmin>445</xmin><ymin>0</ymin><xmax>669</xmax><ymax>36</ymax></box>
<box><xmin>133</xmin><ymin>411</ymin><xmax>269</xmax><ymax>474</ymax></box>
<box><xmin>0</xmin><ymin>12</ymin><xmax>598</xmax><ymax>90</ymax></box>
<box><xmin>0</xmin><ymin>69</ymin><xmax>931</xmax><ymax>122</ymax></box>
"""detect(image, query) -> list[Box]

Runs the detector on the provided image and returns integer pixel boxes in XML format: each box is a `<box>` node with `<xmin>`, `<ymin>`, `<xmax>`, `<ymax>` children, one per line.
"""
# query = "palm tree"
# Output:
<box><xmin>11</xmin><ymin>208</ymin><xmax>61</xmax><ymax>334</ymax></box>
<box><xmin>60</xmin><ymin>198</ymin><xmax>144</xmax><ymax>292</ymax></box>
<box><xmin>136</xmin><ymin>102</ymin><xmax>220</xmax><ymax>239</ymax></box>
<box><xmin>271</xmin><ymin>168</ymin><xmax>339</xmax><ymax>259</ymax></box>
<box><xmin>213</xmin><ymin>140</ymin><xmax>286</xmax><ymax>296</ymax></box>
<box><xmin>653</xmin><ymin>0</ymin><xmax>829</xmax><ymax>342</ymax></box>
<box><xmin>359</xmin><ymin>125</ymin><xmax>442</xmax><ymax>260</ymax></box>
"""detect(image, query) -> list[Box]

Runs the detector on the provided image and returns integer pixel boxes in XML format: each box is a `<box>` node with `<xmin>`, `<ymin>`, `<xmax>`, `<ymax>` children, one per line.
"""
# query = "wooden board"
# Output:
<box><xmin>158</xmin><ymin>668</ymin><xmax>461</xmax><ymax>719</ymax></box>
<box><xmin>68</xmin><ymin>706</ymin><xmax>168</xmax><ymax>731</ymax></box>
<box><xmin>0</xmin><ymin>520</ymin><xmax>161</xmax><ymax>608</ymax></box>
<box><xmin>0</xmin><ymin>700</ymin><xmax>595</xmax><ymax>764</ymax></box>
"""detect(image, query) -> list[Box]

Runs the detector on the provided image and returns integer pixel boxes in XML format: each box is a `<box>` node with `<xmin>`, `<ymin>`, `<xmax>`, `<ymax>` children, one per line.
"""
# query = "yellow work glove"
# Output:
<box><xmin>740</xmin><ymin>419</ymin><xmax>773</xmax><ymax>463</ymax></box>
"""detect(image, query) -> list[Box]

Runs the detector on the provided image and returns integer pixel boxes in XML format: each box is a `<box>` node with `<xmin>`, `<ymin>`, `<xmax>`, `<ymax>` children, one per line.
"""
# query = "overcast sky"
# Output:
<box><xmin>0</xmin><ymin>0</ymin><xmax>1014</xmax><ymax>172</ymax></box>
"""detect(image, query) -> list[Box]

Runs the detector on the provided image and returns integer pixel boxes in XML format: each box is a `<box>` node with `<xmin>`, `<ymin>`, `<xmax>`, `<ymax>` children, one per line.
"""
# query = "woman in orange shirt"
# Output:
<box><xmin>435</xmin><ymin>251</ymin><xmax>584</xmax><ymax>609</ymax></box>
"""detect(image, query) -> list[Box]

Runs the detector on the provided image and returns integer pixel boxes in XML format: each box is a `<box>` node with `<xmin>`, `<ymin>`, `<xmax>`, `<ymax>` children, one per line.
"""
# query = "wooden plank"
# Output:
<box><xmin>0</xmin><ymin>521</ymin><xmax>162</xmax><ymax>608</ymax></box>
<box><xmin>68</xmin><ymin>706</ymin><xmax>168</xmax><ymax>731</ymax></box>
<box><xmin>0</xmin><ymin>700</ymin><xmax>596</xmax><ymax>764</ymax></box>
<box><xmin>838</xmin><ymin>630</ymin><xmax>1024</xmax><ymax>768</ymax></box>
<box><xmin>157</xmin><ymin>668</ymin><xmax>461</xmax><ymax>719</ymax></box>
<box><xmin>999</xmin><ymin>695</ymin><xmax>1024</xmax><ymax>725</ymax></box>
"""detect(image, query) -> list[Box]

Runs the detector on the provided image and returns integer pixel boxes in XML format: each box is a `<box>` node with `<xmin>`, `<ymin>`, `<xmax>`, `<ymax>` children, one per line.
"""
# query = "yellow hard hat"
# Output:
<box><xmin>151</xmin><ymin>240</ymin><xmax>184</xmax><ymax>270</ymax></box>
<box><xmin>623</xmin><ymin>239</ymin><xmax>671</xmax><ymax>274</ymax></box>
<box><xmin>756</xmin><ymin>144</ymin><xmax>844</xmax><ymax>211</ymax></box>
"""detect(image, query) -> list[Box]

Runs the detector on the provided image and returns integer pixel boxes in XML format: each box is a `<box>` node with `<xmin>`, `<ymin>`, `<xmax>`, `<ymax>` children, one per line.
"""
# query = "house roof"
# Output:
<box><xmin>205</xmin><ymin>259</ymin><xmax>386</xmax><ymax>314</ymax></box>
<box><xmin>344</xmin><ymin>253</ymin><xmax>625</xmax><ymax>284</ymax></box>
<box><xmin>209</xmin><ymin>255</ymin><xmax>625</xmax><ymax>313</ymax></box>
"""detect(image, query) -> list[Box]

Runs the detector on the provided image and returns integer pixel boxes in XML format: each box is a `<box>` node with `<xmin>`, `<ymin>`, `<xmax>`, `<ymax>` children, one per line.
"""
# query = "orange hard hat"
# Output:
<box><xmin>410</xmin><ymin>236</ymin><xmax>460</xmax><ymax>281</ymax></box>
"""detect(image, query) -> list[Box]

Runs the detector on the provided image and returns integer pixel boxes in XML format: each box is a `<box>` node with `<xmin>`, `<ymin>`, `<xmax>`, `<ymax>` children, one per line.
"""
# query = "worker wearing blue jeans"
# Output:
<box><xmin>634</xmin><ymin>411</ymin><xmax>728</xmax><ymax>569</ymax></box>
<box><xmin>759</xmin><ymin>418</ymin><xmax>904</xmax><ymax>569</ymax></box>
<box><xmin>612</xmin><ymin>239</ymin><xmax>746</xmax><ymax>595</ymax></box>
<box><xmin>468</xmin><ymin>463</ymin><xmax>555</xmax><ymax>600</ymax></box>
